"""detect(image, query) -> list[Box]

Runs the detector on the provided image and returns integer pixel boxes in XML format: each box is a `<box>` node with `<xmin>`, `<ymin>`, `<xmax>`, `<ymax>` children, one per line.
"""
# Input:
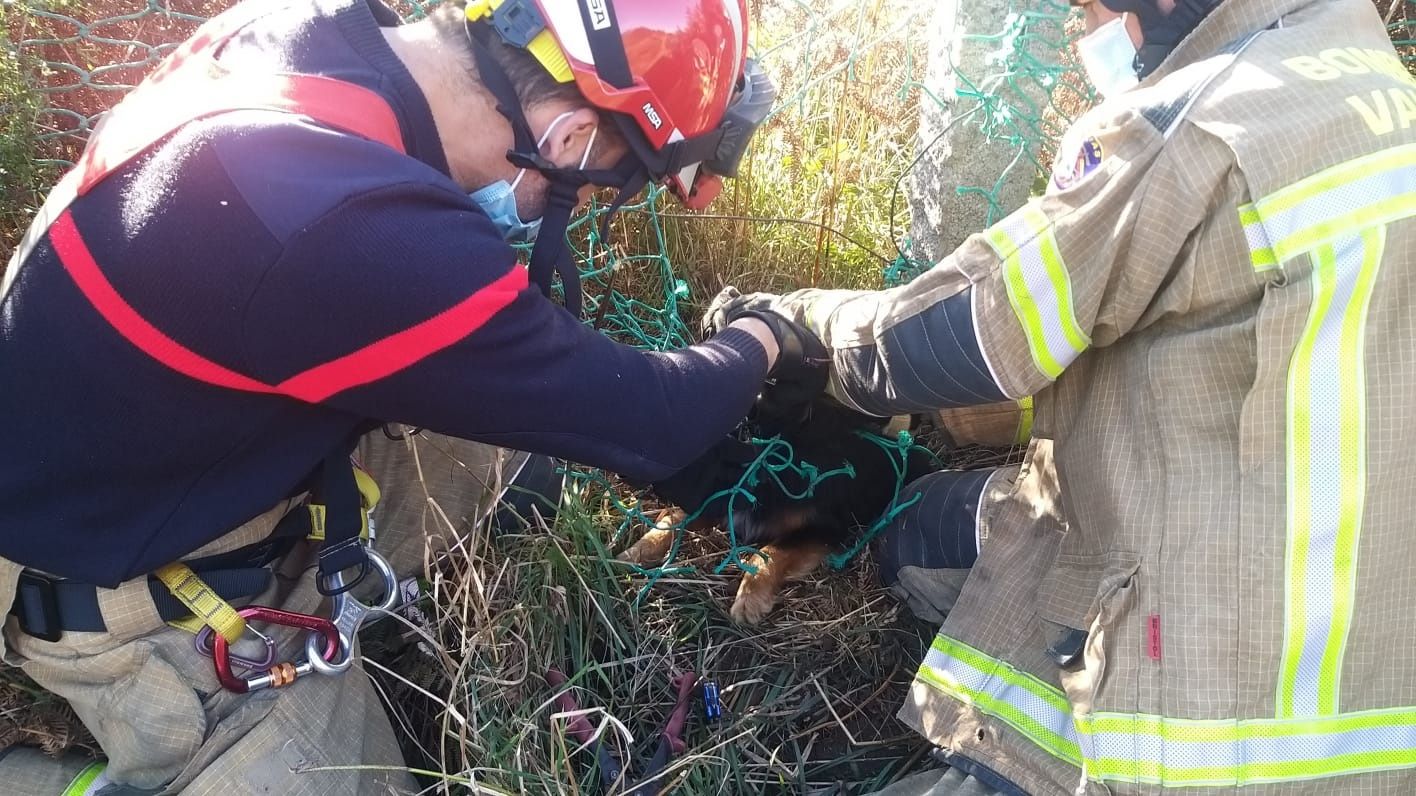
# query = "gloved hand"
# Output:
<box><xmin>700</xmin><ymin>286</ymin><xmax>777</xmax><ymax>339</ymax></box>
<box><xmin>644</xmin><ymin>434</ymin><xmax>759</xmax><ymax>519</ymax></box>
<box><xmin>701</xmin><ymin>285</ymin><xmax>831</xmax><ymax>422</ymax></box>
<box><xmin>733</xmin><ymin>308</ymin><xmax>830</xmax><ymax>423</ymax></box>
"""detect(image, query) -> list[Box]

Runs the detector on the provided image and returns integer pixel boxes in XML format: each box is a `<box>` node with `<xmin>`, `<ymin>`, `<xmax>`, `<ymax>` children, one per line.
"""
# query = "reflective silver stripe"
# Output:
<box><xmin>984</xmin><ymin>203</ymin><xmax>1089</xmax><ymax>381</ymax></box>
<box><xmin>919</xmin><ymin>636</ymin><xmax>1084</xmax><ymax>764</ymax></box>
<box><xmin>1256</xmin><ymin>167</ymin><xmax>1411</xmax><ymax>260</ymax></box>
<box><xmin>918</xmin><ymin>634</ymin><xmax>1416</xmax><ymax>786</ymax></box>
<box><xmin>1240</xmin><ymin>143</ymin><xmax>1416</xmax><ymax>270</ymax></box>
<box><xmin>1277</xmin><ymin>227</ymin><xmax>1384</xmax><ymax>718</ymax></box>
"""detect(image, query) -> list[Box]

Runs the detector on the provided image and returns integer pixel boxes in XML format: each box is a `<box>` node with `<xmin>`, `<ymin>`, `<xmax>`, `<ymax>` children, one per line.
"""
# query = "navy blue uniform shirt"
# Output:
<box><xmin>0</xmin><ymin>0</ymin><xmax>767</xmax><ymax>585</ymax></box>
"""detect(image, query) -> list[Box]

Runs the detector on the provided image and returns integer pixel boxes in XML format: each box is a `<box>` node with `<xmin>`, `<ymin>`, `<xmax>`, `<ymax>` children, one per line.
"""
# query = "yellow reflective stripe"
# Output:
<box><xmin>1257</xmin><ymin>143</ymin><xmax>1416</xmax><ymax>218</ymax></box>
<box><xmin>917</xmin><ymin>633</ymin><xmax>1416</xmax><ymax>787</ymax></box>
<box><xmin>1089</xmin><ymin>750</ymin><xmax>1416</xmax><ymax>787</ymax></box>
<box><xmin>152</xmin><ymin>563</ymin><xmax>245</xmax><ymax>644</ymax></box>
<box><xmin>1241</xmin><ymin>201</ymin><xmax>1280</xmax><ymax>272</ymax></box>
<box><xmin>1240</xmin><ymin>144</ymin><xmax>1416</xmax><ymax>270</ymax></box>
<box><xmin>989</xmin><ymin>225</ymin><xmax>1062</xmax><ymax>379</ymax></box>
<box><xmin>985</xmin><ymin>203</ymin><xmax>1089</xmax><ymax>381</ymax></box>
<box><xmin>913</xmin><ymin>659</ymin><xmax>1082</xmax><ymax>764</ymax></box>
<box><xmin>1277</xmin><ymin>227</ymin><xmax>1384</xmax><ymax>719</ymax></box>
<box><xmin>1250</xmin><ymin>246</ymin><xmax>1280</xmax><ymax>272</ymax></box>
<box><xmin>932</xmin><ymin>634</ymin><xmax>1070</xmax><ymax>711</ymax></box>
<box><xmin>1278</xmin><ymin>243</ymin><xmax>1327</xmax><ymax>717</ymax></box>
<box><xmin>919</xmin><ymin>636</ymin><xmax>1080</xmax><ymax>764</ymax></box>
<box><xmin>1274</xmin><ymin>193</ymin><xmax>1416</xmax><ymax>263</ymax></box>
<box><xmin>1014</xmin><ymin>395</ymin><xmax>1034</xmax><ymax>444</ymax></box>
<box><xmin>1025</xmin><ymin>208</ymin><xmax>1091</xmax><ymax>357</ymax></box>
<box><xmin>1086</xmin><ymin>705</ymin><xmax>1416</xmax><ymax>740</ymax></box>
<box><xmin>61</xmin><ymin>761</ymin><xmax>107</xmax><ymax>796</ymax></box>
<box><xmin>1323</xmin><ymin>226</ymin><xmax>1383</xmax><ymax>714</ymax></box>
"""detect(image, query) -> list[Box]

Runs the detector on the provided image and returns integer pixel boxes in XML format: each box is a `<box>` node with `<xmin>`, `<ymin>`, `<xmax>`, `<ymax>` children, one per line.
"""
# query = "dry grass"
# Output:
<box><xmin>600</xmin><ymin>0</ymin><xmax>932</xmax><ymax>310</ymax></box>
<box><xmin>5</xmin><ymin>0</ymin><xmax>1412</xmax><ymax>791</ymax></box>
<box><xmin>363</xmin><ymin>492</ymin><xmax>940</xmax><ymax>794</ymax></box>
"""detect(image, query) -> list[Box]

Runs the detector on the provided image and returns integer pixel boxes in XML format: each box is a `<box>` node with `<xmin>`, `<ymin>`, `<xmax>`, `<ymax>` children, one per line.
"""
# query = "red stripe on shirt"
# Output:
<box><xmin>50</xmin><ymin>209</ymin><xmax>529</xmax><ymax>402</ymax></box>
<box><xmin>49</xmin><ymin>210</ymin><xmax>279</xmax><ymax>394</ymax></box>
<box><xmin>277</xmin><ymin>266</ymin><xmax>529</xmax><ymax>403</ymax></box>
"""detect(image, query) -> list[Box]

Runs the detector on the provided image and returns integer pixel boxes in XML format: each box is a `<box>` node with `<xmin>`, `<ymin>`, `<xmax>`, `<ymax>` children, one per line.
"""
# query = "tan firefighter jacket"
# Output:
<box><xmin>755</xmin><ymin>0</ymin><xmax>1416</xmax><ymax>791</ymax></box>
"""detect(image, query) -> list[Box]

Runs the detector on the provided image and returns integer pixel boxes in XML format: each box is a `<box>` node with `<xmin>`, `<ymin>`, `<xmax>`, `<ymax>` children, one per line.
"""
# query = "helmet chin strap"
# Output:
<box><xmin>1099</xmin><ymin>0</ymin><xmax>1222</xmax><ymax>77</ymax></box>
<box><xmin>465</xmin><ymin>18</ymin><xmax>649</xmax><ymax>319</ymax></box>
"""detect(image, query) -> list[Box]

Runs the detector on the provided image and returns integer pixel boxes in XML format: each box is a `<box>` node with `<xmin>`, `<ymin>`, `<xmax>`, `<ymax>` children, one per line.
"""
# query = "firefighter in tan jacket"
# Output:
<box><xmin>706</xmin><ymin>0</ymin><xmax>1416</xmax><ymax>791</ymax></box>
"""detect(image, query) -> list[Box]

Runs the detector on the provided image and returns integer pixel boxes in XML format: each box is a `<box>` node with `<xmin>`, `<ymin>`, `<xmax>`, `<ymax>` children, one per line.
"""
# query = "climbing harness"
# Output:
<box><xmin>0</xmin><ymin>3</ymin><xmax>417</xmax><ymax>690</ymax></box>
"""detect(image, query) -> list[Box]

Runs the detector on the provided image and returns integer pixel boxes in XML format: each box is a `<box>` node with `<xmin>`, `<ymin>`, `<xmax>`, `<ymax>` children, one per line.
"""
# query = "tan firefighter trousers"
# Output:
<box><xmin>0</xmin><ymin>429</ymin><xmax>524</xmax><ymax>794</ymax></box>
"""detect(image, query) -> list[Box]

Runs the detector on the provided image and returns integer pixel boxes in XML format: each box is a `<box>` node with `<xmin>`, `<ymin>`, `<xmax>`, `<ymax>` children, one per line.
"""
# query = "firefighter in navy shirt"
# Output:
<box><xmin>0</xmin><ymin>0</ymin><xmax>821</xmax><ymax>790</ymax></box>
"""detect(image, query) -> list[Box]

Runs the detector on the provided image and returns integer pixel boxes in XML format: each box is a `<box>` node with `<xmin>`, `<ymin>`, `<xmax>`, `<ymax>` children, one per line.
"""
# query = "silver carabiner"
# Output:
<box><xmin>305</xmin><ymin>547</ymin><xmax>399</xmax><ymax>676</ymax></box>
<box><xmin>195</xmin><ymin>622</ymin><xmax>277</xmax><ymax>670</ymax></box>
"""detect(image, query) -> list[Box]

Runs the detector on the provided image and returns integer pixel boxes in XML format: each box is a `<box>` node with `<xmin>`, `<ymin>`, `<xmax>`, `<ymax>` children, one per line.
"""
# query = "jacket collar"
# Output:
<box><xmin>1146</xmin><ymin>0</ymin><xmax>1315</xmax><ymax>81</ymax></box>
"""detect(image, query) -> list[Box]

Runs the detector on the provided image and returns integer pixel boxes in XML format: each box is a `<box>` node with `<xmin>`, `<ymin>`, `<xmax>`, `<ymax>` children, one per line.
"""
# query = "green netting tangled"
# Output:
<box><xmin>7</xmin><ymin>0</ymin><xmax>1108</xmax><ymax>588</ymax></box>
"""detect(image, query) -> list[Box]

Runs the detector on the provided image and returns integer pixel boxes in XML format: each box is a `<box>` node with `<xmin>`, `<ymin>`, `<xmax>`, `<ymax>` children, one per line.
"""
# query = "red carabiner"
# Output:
<box><xmin>211</xmin><ymin>606</ymin><xmax>340</xmax><ymax>694</ymax></box>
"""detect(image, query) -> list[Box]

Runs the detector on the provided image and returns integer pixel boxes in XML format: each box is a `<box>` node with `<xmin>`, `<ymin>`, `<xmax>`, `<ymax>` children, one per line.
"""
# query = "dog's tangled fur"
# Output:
<box><xmin>623</xmin><ymin>401</ymin><xmax>939</xmax><ymax>623</ymax></box>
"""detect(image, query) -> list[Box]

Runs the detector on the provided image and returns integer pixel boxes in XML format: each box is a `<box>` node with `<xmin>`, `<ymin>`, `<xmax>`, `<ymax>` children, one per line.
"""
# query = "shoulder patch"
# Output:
<box><xmin>1054</xmin><ymin>136</ymin><xmax>1105</xmax><ymax>190</ymax></box>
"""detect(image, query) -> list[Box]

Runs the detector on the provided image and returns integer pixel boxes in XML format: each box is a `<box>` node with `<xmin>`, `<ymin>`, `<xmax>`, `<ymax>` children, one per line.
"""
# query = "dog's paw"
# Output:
<box><xmin>618</xmin><ymin>527</ymin><xmax>674</xmax><ymax>566</ymax></box>
<box><xmin>617</xmin><ymin>509</ymin><xmax>685</xmax><ymax>566</ymax></box>
<box><xmin>730</xmin><ymin>585</ymin><xmax>776</xmax><ymax>625</ymax></box>
<box><xmin>730</xmin><ymin>554</ymin><xmax>777</xmax><ymax>625</ymax></box>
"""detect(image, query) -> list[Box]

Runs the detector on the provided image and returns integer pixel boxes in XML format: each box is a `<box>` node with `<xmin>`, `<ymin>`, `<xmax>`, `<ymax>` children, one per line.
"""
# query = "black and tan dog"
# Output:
<box><xmin>621</xmin><ymin>401</ymin><xmax>939</xmax><ymax>623</ymax></box>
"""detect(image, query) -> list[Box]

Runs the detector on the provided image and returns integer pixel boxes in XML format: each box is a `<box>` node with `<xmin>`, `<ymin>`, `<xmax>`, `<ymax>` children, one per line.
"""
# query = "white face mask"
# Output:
<box><xmin>1076</xmin><ymin>15</ymin><xmax>1140</xmax><ymax>99</ymax></box>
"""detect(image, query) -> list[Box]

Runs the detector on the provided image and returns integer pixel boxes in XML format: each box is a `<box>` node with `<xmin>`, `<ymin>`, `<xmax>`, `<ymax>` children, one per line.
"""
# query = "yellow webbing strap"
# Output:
<box><xmin>153</xmin><ymin>562</ymin><xmax>246</xmax><ymax>644</ymax></box>
<box><xmin>306</xmin><ymin>465</ymin><xmax>380</xmax><ymax>542</ymax></box>
<box><xmin>464</xmin><ymin>0</ymin><xmax>574</xmax><ymax>83</ymax></box>
<box><xmin>1014</xmin><ymin>395</ymin><xmax>1035</xmax><ymax>445</ymax></box>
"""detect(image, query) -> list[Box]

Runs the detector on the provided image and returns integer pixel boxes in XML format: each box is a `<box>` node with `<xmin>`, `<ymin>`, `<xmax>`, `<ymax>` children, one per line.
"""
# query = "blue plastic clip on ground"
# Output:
<box><xmin>702</xmin><ymin>680</ymin><xmax>721</xmax><ymax>722</ymax></box>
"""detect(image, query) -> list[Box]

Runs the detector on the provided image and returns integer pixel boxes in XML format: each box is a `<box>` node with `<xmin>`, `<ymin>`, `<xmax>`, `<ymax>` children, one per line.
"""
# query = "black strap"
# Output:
<box><xmin>467</xmin><ymin>20</ymin><xmax>540</xmax><ymax>156</ymax></box>
<box><xmin>575</xmin><ymin>0</ymin><xmax>633</xmax><ymax>89</ymax></box>
<box><xmin>315</xmin><ymin>450</ymin><xmax>368</xmax><ymax>596</ymax></box>
<box><xmin>527</xmin><ymin>180</ymin><xmax>584</xmax><ymax>313</ymax></box>
<box><xmin>463</xmin><ymin>9</ymin><xmax>685</xmax><ymax>318</ymax></box>
<box><xmin>11</xmin><ymin>567</ymin><xmax>273</xmax><ymax>640</ymax></box>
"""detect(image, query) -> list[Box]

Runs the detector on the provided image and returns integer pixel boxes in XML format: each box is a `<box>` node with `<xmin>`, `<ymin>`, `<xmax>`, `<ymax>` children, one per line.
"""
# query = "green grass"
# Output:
<box><xmin>365</xmin><ymin>491</ymin><xmax>936</xmax><ymax>794</ymax></box>
<box><xmin>11</xmin><ymin>0</ymin><xmax>1413</xmax><ymax>792</ymax></box>
<box><xmin>0</xmin><ymin>28</ymin><xmax>53</xmax><ymax>260</ymax></box>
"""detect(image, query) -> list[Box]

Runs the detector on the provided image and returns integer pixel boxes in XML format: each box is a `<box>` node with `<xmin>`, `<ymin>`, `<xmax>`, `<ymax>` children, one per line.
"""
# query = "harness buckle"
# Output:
<box><xmin>14</xmin><ymin>570</ymin><xmax>62</xmax><ymax>643</ymax></box>
<box><xmin>315</xmin><ymin>537</ymin><xmax>369</xmax><ymax>597</ymax></box>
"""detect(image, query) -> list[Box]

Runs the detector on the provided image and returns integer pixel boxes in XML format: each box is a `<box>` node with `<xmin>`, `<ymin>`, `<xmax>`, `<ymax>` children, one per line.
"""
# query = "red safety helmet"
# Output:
<box><xmin>462</xmin><ymin>0</ymin><xmax>775</xmax><ymax>318</ymax></box>
<box><xmin>465</xmin><ymin>0</ymin><xmax>773</xmax><ymax>210</ymax></box>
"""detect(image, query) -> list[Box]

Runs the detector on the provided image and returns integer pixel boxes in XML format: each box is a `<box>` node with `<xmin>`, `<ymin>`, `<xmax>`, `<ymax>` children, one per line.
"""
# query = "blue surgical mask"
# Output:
<box><xmin>468</xmin><ymin>176</ymin><xmax>543</xmax><ymax>243</ymax></box>
<box><xmin>468</xmin><ymin>111</ymin><xmax>599</xmax><ymax>244</ymax></box>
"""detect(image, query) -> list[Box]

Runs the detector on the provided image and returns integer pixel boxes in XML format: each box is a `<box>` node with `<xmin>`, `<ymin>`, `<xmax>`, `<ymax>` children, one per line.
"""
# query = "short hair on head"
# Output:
<box><xmin>428</xmin><ymin>3</ymin><xmax>587</xmax><ymax>111</ymax></box>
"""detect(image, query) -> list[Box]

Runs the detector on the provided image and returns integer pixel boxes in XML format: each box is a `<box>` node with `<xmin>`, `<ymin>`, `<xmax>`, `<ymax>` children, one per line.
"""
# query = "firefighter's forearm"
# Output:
<box><xmin>770</xmin><ymin>275</ymin><xmax>1010</xmax><ymax>415</ymax></box>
